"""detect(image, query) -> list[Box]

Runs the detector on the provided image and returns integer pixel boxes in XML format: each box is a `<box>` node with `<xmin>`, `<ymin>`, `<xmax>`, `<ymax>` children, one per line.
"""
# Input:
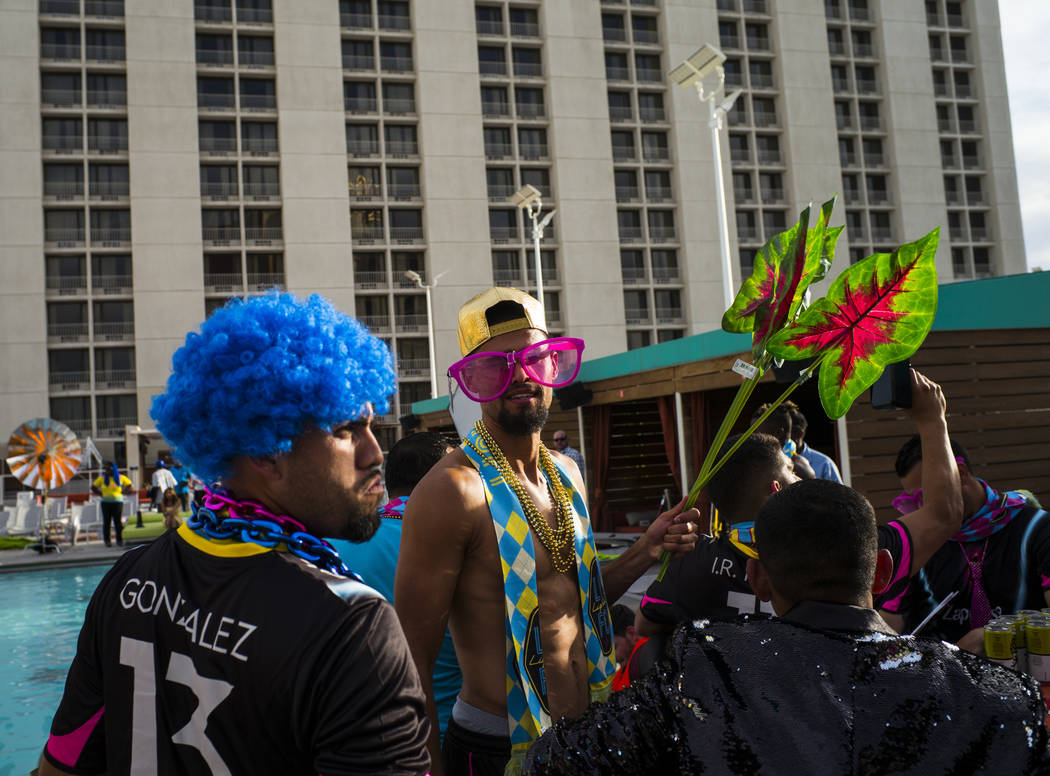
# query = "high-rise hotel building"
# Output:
<box><xmin>0</xmin><ymin>0</ymin><xmax>1024</xmax><ymax>462</ymax></box>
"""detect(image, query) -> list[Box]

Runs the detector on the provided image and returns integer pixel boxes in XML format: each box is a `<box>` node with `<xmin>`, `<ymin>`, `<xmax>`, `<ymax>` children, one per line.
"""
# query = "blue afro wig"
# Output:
<box><xmin>151</xmin><ymin>292</ymin><xmax>395</xmax><ymax>484</ymax></box>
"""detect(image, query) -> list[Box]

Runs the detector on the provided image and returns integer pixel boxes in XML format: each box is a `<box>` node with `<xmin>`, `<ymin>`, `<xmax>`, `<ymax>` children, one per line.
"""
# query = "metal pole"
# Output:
<box><xmin>674</xmin><ymin>391</ymin><xmax>688</xmax><ymax>498</ymax></box>
<box><xmin>423</xmin><ymin>283</ymin><xmax>438</xmax><ymax>399</ymax></box>
<box><xmin>835</xmin><ymin>415</ymin><xmax>852</xmax><ymax>486</ymax></box>
<box><xmin>705</xmin><ymin>91</ymin><xmax>736</xmax><ymax>311</ymax></box>
<box><xmin>576</xmin><ymin>405</ymin><xmax>587</xmax><ymax>474</ymax></box>
<box><xmin>531</xmin><ymin>205</ymin><xmax>545</xmax><ymax>316</ymax></box>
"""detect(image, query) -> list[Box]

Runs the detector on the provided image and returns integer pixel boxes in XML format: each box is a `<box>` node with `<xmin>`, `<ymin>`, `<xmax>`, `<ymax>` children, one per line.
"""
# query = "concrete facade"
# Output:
<box><xmin>0</xmin><ymin>0</ymin><xmax>1026</xmax><ymax>471</ymax></box>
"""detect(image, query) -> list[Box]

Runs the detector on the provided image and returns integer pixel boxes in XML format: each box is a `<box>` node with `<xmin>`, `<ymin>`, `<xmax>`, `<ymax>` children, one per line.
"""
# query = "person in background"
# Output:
<box><xmin>550</xmin><ymin>431</ymin><xmax>584</xmax><ymax>480</ymax></box>
<box><xmin>749</xmin><ymin>403</ymin><xmax>816</xmax><ymax>480</ymax></box>
<box><xmin>150</xmin><ymin>460</ymin><xmax>177</xmax><ymax>512</ymax></box>
<box><xmin>609</xmin><ymin>604</ymin><xmax>658</xmax><ymax>691</ymax></box>
<box><xmin>329</xmin><ymin>431</ymin><xmax>462</xmax><ymax>742</ymax></box>
<box><xmin>159</xmin><ymin>486</ymin><xmax>181</xmax><ymax>532</ymax></box>
<box><xmin>91</xmin><ymin>461</ymin><xmax>132</xmax><ymax>548</ymax></box>
<box><xmin>783</xmin><ymin>400</ymin><xmax>843</xmax><ymax>483</ymax></box>
<box><xmin>525</xmin><ymin>479</ymin><xmax>1050</xmax><ymax>776</ymax></box>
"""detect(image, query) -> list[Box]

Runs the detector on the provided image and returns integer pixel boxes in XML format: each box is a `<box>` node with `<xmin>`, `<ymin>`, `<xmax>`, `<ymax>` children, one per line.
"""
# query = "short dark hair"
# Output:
<box><xmin>750</xmin><ymin>402</ymin><xmax>793</xmax><ymax>428</ymax></box>
<box><xmin>894</xmin><ymin>434</ymin><xmax>972</xmax><ymax>479</ymax></box>
<box><xmin>611</xmin><ymin>604</ymin><xmax>635</xmax><ymax>637</ymax></box>
<box><xmin>783</xmin><ymin>400</ymin><xmax>807</xmax><ymax>434</ymax></box>
<box><xmin>707</xmin><ymin>433</ymin><xmax>785</xmax><ymax>518</ymax></box>
<box><xmin>756</xmin><ymin>479</ymin><xmax>876</xmax><ymax>603</ymax></box>
<box><xmin>385</xmin><ymin>432</ymin><xmax>452</xmax><ymax>496</ymax></box>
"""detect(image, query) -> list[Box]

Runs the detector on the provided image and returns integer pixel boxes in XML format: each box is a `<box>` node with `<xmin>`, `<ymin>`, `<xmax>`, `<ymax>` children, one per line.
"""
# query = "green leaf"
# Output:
<box><xmin>721</xmin><ymin>196</ymin><xmax>840</xmax><ymax>360</ymax></box>
<box><xmin>766</xmin><ymin>228</ymin><xmax>940</xmax><ymax>418</ymax></box>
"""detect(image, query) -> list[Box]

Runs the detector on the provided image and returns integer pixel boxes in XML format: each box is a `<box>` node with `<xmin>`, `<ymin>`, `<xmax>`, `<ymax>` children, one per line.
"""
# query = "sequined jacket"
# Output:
<box><xmin>525</xmin><ymin>603</ymin><xmax>1050</xmax><ymax>775</ymax></box>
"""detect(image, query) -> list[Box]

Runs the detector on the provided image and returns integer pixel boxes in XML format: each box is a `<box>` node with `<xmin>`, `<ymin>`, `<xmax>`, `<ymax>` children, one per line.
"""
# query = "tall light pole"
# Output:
<box><xmin>508</xmin><ymin>184</ymin><xmax>555</xmax><ymax>317</ymax></box>
<box><xmin>403</xmin><ymin>269</ymin><xmax>445</xmax><ymax>399</ymax></box>
<box><xmin>670</xmin><ymin>44</ymin><xmax>742</xmax><ymax>310</ymax></box>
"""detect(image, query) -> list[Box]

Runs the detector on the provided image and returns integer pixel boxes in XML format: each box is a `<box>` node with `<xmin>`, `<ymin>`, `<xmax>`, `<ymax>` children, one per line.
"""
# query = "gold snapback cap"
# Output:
<box><xmin>457</xmin><ymin>287</ymin><xmax>547</xmax><ymax>355</ymax></box>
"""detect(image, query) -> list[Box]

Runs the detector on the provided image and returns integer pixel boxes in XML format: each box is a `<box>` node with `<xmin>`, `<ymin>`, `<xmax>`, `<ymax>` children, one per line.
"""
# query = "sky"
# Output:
<box><xmin>999</xmin><ymin>1</ymin><xmax>1050</xmax><ymax>271</ymax></box>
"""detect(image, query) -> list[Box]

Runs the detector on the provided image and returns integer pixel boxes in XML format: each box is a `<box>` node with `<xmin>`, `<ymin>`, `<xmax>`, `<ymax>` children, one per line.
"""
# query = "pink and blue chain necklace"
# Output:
<box><xmin>188</xmin><ymin>488</ymin><xmax>361</xmax><ymax>580</ymax></box>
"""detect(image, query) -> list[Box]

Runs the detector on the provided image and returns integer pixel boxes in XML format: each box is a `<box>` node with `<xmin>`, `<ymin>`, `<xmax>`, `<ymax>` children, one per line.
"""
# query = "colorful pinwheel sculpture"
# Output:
<box><xmin>6</xmin><ymin>418</ymin><xmax>83</xmax><ymax>491</ymax></box>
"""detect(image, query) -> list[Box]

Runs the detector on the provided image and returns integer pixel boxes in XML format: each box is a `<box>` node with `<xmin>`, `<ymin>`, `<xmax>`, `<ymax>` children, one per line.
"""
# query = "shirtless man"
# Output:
<box><xmin>396</xmin><ymin>288</ymin><xmax>699</xmax><ymax>775</ymax></box>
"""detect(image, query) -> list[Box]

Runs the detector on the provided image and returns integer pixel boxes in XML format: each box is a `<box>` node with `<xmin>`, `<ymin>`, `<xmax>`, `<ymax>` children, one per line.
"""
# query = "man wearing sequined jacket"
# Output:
<box><xmin>526</xmin><ymin>479</ymin><xmax>1050</xmax><ymax>776</ymax></box>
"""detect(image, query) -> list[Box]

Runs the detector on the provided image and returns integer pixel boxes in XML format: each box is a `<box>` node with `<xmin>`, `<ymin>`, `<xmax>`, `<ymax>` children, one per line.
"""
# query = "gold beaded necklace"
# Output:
<box><xmin>469</xmin><ymin>420</ymin><xmax>577</xmax><ymax>573</ymax></box>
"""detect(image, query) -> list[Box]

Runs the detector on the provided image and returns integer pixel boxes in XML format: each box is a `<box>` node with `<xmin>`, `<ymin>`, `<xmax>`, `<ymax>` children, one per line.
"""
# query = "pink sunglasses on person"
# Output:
<box><xmin>891</xmin><ymin>456</ymin><xmax>967</xmax><ymax>515</ymax></box>
<box><xmin>447</xmin><ymin>337</ymin><xmax>585</xmax><ymax>402</ymax></box>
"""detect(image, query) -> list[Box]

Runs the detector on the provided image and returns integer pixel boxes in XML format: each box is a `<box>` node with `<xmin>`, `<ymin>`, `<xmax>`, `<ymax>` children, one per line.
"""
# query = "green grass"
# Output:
<box><xmin>0</xmin><ymin>510</ymin><xmax>193</xmax><ymax>549</ymax></box>
<box><xmin>0</xmin><ymin>536</ymin><xmax>34</xmax><ymax>551</ymax></box>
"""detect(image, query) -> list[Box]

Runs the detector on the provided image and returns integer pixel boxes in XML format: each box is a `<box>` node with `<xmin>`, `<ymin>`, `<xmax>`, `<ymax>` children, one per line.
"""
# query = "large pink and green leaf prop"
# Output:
<box><xmin>766</xmin><ymin>227</ymin><xmax>940</xmax><ymax>418</ymax></box>
<box><xmin>721</xmin><ymin>196</ymin><xmax>843</xmax><ymax>360</ymax></box>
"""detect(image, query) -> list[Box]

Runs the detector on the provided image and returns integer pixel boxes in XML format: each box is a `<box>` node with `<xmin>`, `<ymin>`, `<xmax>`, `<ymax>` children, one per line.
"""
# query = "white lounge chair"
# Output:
<box><xmin>73</xmin><ymin>501</ymin><xmax>102</xmax><ymax>544</ymax></box>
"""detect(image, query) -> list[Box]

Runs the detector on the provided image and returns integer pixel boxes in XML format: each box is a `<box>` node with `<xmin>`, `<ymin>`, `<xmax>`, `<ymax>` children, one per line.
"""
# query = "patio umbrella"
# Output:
<box><xmin>6</xmin><ymin>418</ymin><xmax>82</xmax><ymax>491</ymax></box>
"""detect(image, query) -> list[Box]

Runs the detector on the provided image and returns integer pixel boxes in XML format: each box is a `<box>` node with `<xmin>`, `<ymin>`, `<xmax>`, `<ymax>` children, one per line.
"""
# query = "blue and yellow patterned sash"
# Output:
<box><xmin>461</xmin><ymin>424</ymin><xmax>615</xmax><ymax>774</ymax></box>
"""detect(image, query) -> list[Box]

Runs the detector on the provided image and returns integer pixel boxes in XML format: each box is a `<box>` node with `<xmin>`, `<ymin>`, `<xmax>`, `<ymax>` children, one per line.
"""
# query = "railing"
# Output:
<box><xmin>198</xmin><ymin>92</ymin><xmax>236</xmax><ymax>109</ymax></box>
<box><xmin>89</xmin><ymin>181</ymin><xmax>129</xmax><ymax>197</ymax></box>
<box><xmin>753</xmin><ymin>110</ymin><xmax>778</xmax><ymax>127</ymax></box>
<box><xmin>717</xmin><ymin>0</ymin><xmax>738</xmax><ymax>10</ymax></box>
<box><xmin>91</xmin><ymin>228</ymin><xmax>131</xmax><ymax>243</ymax></box>
<box><xmin>603</xmin><ymin>27</ymin><xmax>627</xmax><ymax>42</ymax></box>
<box><xmin>730</xmin><ymin>147</ymin><xmax>751</xmax><ymax>163</ymax></box>
<box><xmin>50</xmin><ymin>371</ymin><xmax>91</xmax><ymax>391</ymax></box>
<box><xmin>843</xmin><ymin>188</ymin><xmax>863</xmax><ymax>204</ymax></box>
<box><xmin>824</xmin><ymin>1</ymin><xmax>842</xmax><ymax>19</ymax></box>
<box><xmin>95</xmin><ymin>369</ymin><xmax>135</xmax><ymax>387</ymax></box>
<box><xmin>390</xmin><ymin>226</ymin><xmax>423</xmax><ymax>241</ymax></box>
<box><xmin>45</xmin><ymin>228</ymin><xmax>85</xmax><ymax>243</ymax></box>
<box><xmin>93</xmin><ymin>321</ymin><xmax>134</xmax><ymax>338</ymax></box>
<box><xmin>86</xmin><ymin>90</ymin><xmax>127</xmax><ymax>107</ymax></box>
<box><xmin>490</xmin><ymin>226</ymin><xmax>518</xmax><ymax>242</ymax></box>
<box><xmin>609</xmin><ymin>105</ymin><xmax>633</xmax><ymax>122</ymax></box>
<box><xmin>197</xmin><ymin>48</ymin><xmax>234</xmax><ymax>65</ymax></box>
<box><xmin>950</xmin><ymin>48</ymin><xmax>970</xmax><ymax>64</ymax></box>
<box><xmin>941</xmin><ymin>154</ymin><xmax>958</xmax><ymax>169</ymax></box>
<box><xmin>44</xmin><ymin>181</ymin><xmax>84</xmax><ymax>197</ymax></box>
<box><xmin>624</xmin><ymin>308</ymin><xmax>650</xmax><ymax>324</ymax></box>
<box><xmin>510</xmin><ymin>22</ymin><xmax>539</xmax><ymax>38</ymax></box>
<box><xmin>240</xmin><ymin>51</ymin><xmax>275</xmax><ymax>67</ymax></box>
<box><xmin>750</xmin><ymin>72</ymin><xmax>775</xmax><ymax>89</ymax></box>
<box><xmin>199</xmin><ymin>135</ymin><xmax>237</xmax><ymax>153</ymax></box>
<box><xmin>966</xmin><ymin>190</ymin><xmax>984</xmax><ymax>205</ymax></box>
<box><xmin>397</xmin><ymin>358</ymin><xmax>430</xmax><ymax>376</ymax></box>
<box><xmin>482</xmin><ymin>101</ymin><xmax>510</xmax><ymax>117</ymax></box>
<box><xmin>649</xmin><ymin>226</ymin><xmax>677</xmax><ymax>242</ymax></box>
<box><xmin>485</xmin><ymin>142</ymin><xmax>513</xmax><ymax>158</ymax></box>
<box><xmin>652</xmin><ymin>269</ymin><xmax>681</xmax><ymax>283</ymax></box>
<box><xmin>756</xmin><ymin>149</ymin><xmax>782</xmax><ymax>164</ymax></box>
<box><xmin>85</xmin><ymin>0</ymin><xmax>123</xmax><ymax>16</ymax></box>
<box><xmin>383</xmin><ymin>98</ymin><xmax>416</xmax><ymax>114</ymax></box>
<box><xmin>92</xmin><ymin>274</ymin><xmax>133</xmax><ymax>293</ymax></box>
<box><xmin>388</xmin><ymin>184</ymin><xmax>421</xmax><ymax>199</ymax></box>
<box><xmin>244</xmin><ymin>227</ymin><xmax>282</xmax><ymax>241</ymax></box>
<box><xmin>343</xmin><ymin>55</ymin><xmax>375</xmax><ymax>71</ymax></box>
<box><xmin>946</xmin><ymin>12</ymin><xmax>964</xmax><ymax>27</ymax></box>
<box><xmin>476</xmin><ymin>20</ymin><xmax>504</xmax><ymax>36</ymax></box>
<box><xmin>493</xmin><ymin>269</ymin><xmax>523</xmax><ymax>286</ymax></box>
<box><xmin>40</xmin><ymin>0</ymin><xmax>80</xmax><ymax>14</ymax></box>
<box><xmin>203</xmin><ymin>226</ymin><xmax>241</xmax><ymax>242</ymax></box>
<box><xmin>242</xmin><ymin>136</ymin><xmax>278</xmax><ymax>154</ymax></box>
<box><xmin>85</xmin><ymin>45</ymin><xmax>125</xmax><ymax>62</ymax></box>
<box><xmin>646</xmin><ymin>186</ymin><xmax>672</xmax><ymax>202</ymax></box>
<box><xmin>516</xmin><ymin>103</ymin><xmax>546</xmax><ymax>119</ymax></box>
<box><xmin>377</xmin><ymin>13</ymin><xmax>411</xmax><ymax>31</ymax></box>
<box><xmin>725</xmin><ymin>70</ymin><xmax>745</xmax><ymax>88</ymax></box>
<box><xmin>381</xmin><ymin>56</ymin><xmax>414</xmax><ymax>72</ymax></box>
<box><xmin>656</xmin><ymin>308</ymin><xmax>684</xmax><ymax>324</ymax></box>
<box><xmin>840</xmin><ymin>151</ymin><xmax>858</xmax><ymax>166</ymax></box>
<box><xmin>761</xmin><ymin>188</ymin><xmax>785</xmax><ymax>203</ymax></box>
<box><xmin>41</xmin><ymin>43</ymin><xmax>81</xmax><ymax>60</ymax></box>
<box><xmin>831</xmin><ymin>77</ymin><xmax>850</xmax><ymax>93</ymax></box>
<box><xmin>240</xmin><ymin>94</ymin><xmax>277</xmax><ymax>110</ymax></box>
<box><xmin>201</xmin><ymin>181</ymin><xmax>239</xmax><ymax>197</ymax></box>
<box><xmin>195</xmin><ymin>4</ymin><xmax>233</xmax><ymax>22</ymax></box>
<box><xmin>863</xmin><ymin>153</ymin><xmax>886</xmax><ymax>167</ymax></box>
<box><xmin>47</xmin><ymin>275</ymin><xmax>87</xmax><ymax>293</ymax></box>
<box><xmin>394</xmin><ymin>315</ymin><xmax>428</xmax><ymax>331</ymax></box>
<box><xmin>616</xmin><ymin>187</ymin><xmax>640</xmax><ymax>202</ymax></box>
<box><xmin>385</xmin><ymin>140</ymin><xmax>418</xmax><ymax>156</ymax></box>
<box><xmin>353</xmin><ymin>271</ymin><xmax>388</xmax><ymax>287</ymax></box>
<box><xmin>605</xmin><ymin>65</ymin><xmax>631</xmax><ymax>81</ymax></box>
<box><xmin>720</xmin><ymin>35</ymin><xmax>741</xmax><ymax>50</ymax></box>
<box><xmin>855</xmin><ymin>79</ymin><xmax>878</xmax><ymax>94</ymax></box>
<box><xmin>519</xmin><ymin>143</ymin><xmax>549</xmax><ymax>159</ymax></box>
<box><xmin>639</xmin><ymin>107</ymin><xmax>666</xmax><ymax>122</ymax></box>
<box><xmin>345</xmin><ymin>97</ymin><xmax>378</xmax><ymax>113</ymax></box>
<box><xmin>246</xmin><ymin>272</ymin><xmax>285</xmax><ymax>290</ymax></box>
<box><xmin>621</xmin><ymin>268</ymin><xmax>647</xmax><ymax>284</ymax></box>
<box><xmin>513</xmin><ymin>62</ymin><xmax>543</xmax><ymax>78</ymax></box>
<box><xmin>827</xmin><ymin>40</ymin><xmax>847</xmax><ymax>57</ymax></box>
<box><xmin>612</xmin><ymin>146</ymin><xmax>637</xmax><ymax>161</ymax></box>
<box><xmin>236</xmin><ymin>7</ymin><xmax>273</xmax><ymax>24</ymax></box>
<box><xmin>849</xmin><ymin>5</ymin><xmax>871</xmax><ymax>22</ymax></box>
<box><xmin>341</xmin><ymin>12</ymin><xmax>372</xmax><ymax>28</ymax></box>
<box><xmin>970</xmin><ymin>227</ymin><xmax>990</xmax><ymax>242</ymax></box>
<box><xmin>347</xmin><ymin>141</ymin><xmax>380</xmax><ymax>156</ymax></box>
<box><xmin>359</xmin><ymin>315</ymin><xmax>391</xmax><ymax>333</ymax></box>
<box><xmin>43</xmin><ymin>134</ymin><xmax>82</xmax><ymax>152</ymax></box>
<box><xmin>203</xmin><ymin>272</ymin><xmax>243</xmax><ymax>291</ymax></box>
<box><xmin>742</xmin><ymin>0</ymin><xmax>768</xmax><ymax>12</ymax></box>
<box><xmin>479</xmin><ymin>60</ymin><xmax>508</xmax><ymax>76</ymax></box>
<box><xmin>734</xmin><ymin>188</ymin><xmax>755</xmax><ymax>204</ymax></box>
<box><xmin>96</xmin><ymin>416</ymin><xmax>136</xmax><ymax>438</ymax></box>
<box><xmin>955</xmin><ymin>83</ymin><xmax>974</xmax><ymax>99</ymax></box>
<box><xmin>618</xmin><ymin>226</ymin><xmax>644</xmax><ymax>242</ymax></box>
<box><xmin>635</xmin><ymin>68</ymin><xmax>662</xmax><ymax>83</ymax></box>
<box><xmin>643</xmin><ymin>147</ymin><xmax>670</xmax><ymax>162</ymax></box>
<box><xmin>47</xmin><ymin>323</ymin><xmax>89</xmax><ymax>341</ymax></box>
<box><xmin>244</xmin><ymin>182</ymin><xmax>280</xmax><ymax>197</ymax></box>
<box><xmin>352</xmin><ymin>226</ymin><xmax>385</xmax><ymax>241</ymax></box>
<box><xmin>42</xmin><ymin>89</ymin><xmax>81</xmax><ymax>107</ymax></box>
<box><xmin>633</xmin><ymin>29</ymin><xmax>659</xmax><ymax>45</ymax></box>
<box><xmin>958</xmin><ymin>119</ymin><xmax>979</xmax><ymax>134</ymax></box>
<box><xmin>859</xmin><ymin>115</ymin><xmax>882</xmax><ymax>131</ymax></box>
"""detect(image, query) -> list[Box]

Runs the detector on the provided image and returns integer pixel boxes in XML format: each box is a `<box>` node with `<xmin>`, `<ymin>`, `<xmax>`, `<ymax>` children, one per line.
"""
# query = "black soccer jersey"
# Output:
<box><xmin>44</xmin><ymin>523</ymin><xmax>429</xmax><ymax>775</ymax></box>
<box><xmin>885</xmin><ymin>504</ymin><xmax>1050</xmax><ymax>643</ymax></box>
<box><xmin>642</xmin><ymin>523</ymin><xmax>914</xmax><ymax>627</ymax></box>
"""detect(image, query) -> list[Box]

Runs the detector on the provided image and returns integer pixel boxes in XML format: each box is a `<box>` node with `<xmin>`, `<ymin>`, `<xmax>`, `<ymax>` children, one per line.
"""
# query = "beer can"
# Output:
<box><xmin>1000</xmin><ymin>615</ymin><xmax>1028</xmax><ymax>672</ymax></box>
<box><xmin>984</xmin><ymin>623</ymin><xmax>1015</xmax><ymax>668</ymax></box>
<box><xmin>1026</xmin><ymin>617</ymin><xmax>1050</xmax><ymax>682</ymax></box>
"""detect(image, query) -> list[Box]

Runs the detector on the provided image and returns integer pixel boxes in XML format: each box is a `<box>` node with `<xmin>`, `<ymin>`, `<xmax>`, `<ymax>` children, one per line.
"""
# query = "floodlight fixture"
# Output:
<box><xmin>508</xmin><ymin>185</ymin><xmax>552</xmax><ymax>317</ymax></box>
<box><xmin>668</xmin><ymin>44</ymin><xmax>726</xmax><ymax>90</ymax></box>
<box><xmin>403</xmin><ymin>269</ymin><xmax>422</xmax><ymax>286</ymax></box>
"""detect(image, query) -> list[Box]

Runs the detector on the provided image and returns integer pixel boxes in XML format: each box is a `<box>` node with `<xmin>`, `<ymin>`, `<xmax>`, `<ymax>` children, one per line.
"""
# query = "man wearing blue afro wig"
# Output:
<box><xmin>39</xmin><ymin>292</ymin><xmax>431</xmax><ymax>776</ymax></box>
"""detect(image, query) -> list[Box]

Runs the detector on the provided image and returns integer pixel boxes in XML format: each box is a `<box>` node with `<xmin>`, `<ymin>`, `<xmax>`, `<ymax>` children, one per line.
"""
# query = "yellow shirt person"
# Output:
<box><xmin>93</xmin><ymin>472</ymin><xmax>133</xmax><ymax>501</ymax></box>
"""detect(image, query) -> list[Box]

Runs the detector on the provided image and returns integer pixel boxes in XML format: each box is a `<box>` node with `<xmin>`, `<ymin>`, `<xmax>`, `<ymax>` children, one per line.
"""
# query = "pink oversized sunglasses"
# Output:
<box><xmin>448</xmin><ymin>337</ymin><xmax>585</xmax><ymax>402</ymax></box>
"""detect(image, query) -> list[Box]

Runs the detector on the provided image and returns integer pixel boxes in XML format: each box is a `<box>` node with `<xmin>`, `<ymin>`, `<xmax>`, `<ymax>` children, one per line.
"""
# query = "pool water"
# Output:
<box><xmin>0</xmin><ymin>564</ymin><xmax>109</xmax><ymax>775</ymax></box>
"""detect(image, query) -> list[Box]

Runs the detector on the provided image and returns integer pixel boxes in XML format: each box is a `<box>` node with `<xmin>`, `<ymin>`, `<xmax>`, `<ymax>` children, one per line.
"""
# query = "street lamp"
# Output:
<box><xmin>670</xmin><ymin>44</ymin><xmax>742</xmax><ymax>310</ymax></box>
<box><xmin>403</xmin><ymin>269</ymin><xmax>443</xmax><ymax>399</ymax></box>
<box><xmin>508</xmin><ymin>184</ymin><xmax>555</xmax><ymax>317</ymax></box>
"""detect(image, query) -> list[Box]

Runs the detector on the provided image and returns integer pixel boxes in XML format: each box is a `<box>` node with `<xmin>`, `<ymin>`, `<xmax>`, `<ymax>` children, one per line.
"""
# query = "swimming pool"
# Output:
<box><xmin>0</xmin><ymin>564</ymin><xmax>109</xmax><ymax>775</ymax></box>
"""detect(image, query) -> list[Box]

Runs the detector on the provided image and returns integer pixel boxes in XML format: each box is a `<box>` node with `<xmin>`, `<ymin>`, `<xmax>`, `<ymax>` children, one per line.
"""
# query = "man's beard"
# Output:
<box><xmin>497</xmin><ymin>401</ymin><xmax>549</xmax><ymax>436</ymax></box>
<box><xmin>340</xmin><ymin>472</ymin><xmax>385</xmax><ymax>542</ymax></box>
